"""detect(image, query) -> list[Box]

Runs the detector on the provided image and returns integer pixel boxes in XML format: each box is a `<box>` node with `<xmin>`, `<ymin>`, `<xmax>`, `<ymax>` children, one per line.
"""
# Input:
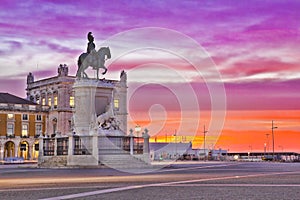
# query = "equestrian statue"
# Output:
<box><xmin>76</xmin><ymin>32</ymin><xmax>111</xmax><ymax>79</ymax></box>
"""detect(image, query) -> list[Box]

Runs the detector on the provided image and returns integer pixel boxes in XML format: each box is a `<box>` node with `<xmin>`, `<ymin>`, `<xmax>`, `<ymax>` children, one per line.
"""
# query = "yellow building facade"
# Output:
<box><xmin>0</xmin><ymin>93</ymin><xmax>47</xmax><ymax>161</ymax></box>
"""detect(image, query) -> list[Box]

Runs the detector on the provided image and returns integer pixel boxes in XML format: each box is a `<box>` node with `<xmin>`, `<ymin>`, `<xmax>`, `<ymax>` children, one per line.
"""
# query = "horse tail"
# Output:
<box><xmin>76</xmin><ymin>55</ymin><xmax>82</xmax><ymax>77</ymax></box>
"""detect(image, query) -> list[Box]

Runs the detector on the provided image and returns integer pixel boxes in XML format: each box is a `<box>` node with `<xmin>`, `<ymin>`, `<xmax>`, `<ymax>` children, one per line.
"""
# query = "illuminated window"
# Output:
<box><xmin>7</xmin><ymin>113</ymin><xmax>14</xmax><ymax>120</ymax></box>
<box><xmin>48</xmin><ymin>97</ymin><xmax>52</xmax><ymax>106</ymax></box>
<box><xmin>22</xmin><ymin>114</ymin><xmax>28</xmax><ymax>121</ymax></box>
<box><xmin>22</xmin><ymin>124</ymin><xmax>28</xmax><ymax>137</ymax></box>
<box><xmin>7</xmin><ymin>123</ymin><xmax>14</xmax><ymax>136</ymax></box>
<box><xmin>42</xmin><ymin>98</ymin><xmax>45</xmax><ymax>105</ymax></box>
<box><xmin>36</xmin><ymin>114</ymin><xmax>42</xmax><ymax>121</ymax></box>
<box><xmin>54</xmin><ymin>96</ymin><xmax>58</xmax><ymax>108</ymax></box>
<box><xmin>35</xmin><ymin>124</ymin><xmax>42</xmax><ymax>136</ymax></box>
<box><xmin>114</xmin><ymin>99</ymin><xmax>119</xmax><ymax>109</ymax></box>
<box><xmin>69</xmin><ymin>96</ymin><xmax>75</xmax><ymax>108</ymax></box>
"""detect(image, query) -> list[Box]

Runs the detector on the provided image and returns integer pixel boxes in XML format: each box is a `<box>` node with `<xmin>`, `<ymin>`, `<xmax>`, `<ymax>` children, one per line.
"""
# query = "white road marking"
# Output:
<box><xmin>39</xmin><ymin>170</ymin><xmax>300</xmax><ymax>200</ymax></box>
<box><xmin>159</xmin><ymin>163</ymin><xmax>242</xmax><ymax>172</ymax></box>
<box><xmin>164</xmin><ymin>183</ymin><xmax>300</xmax><ymax>187</ymax></box>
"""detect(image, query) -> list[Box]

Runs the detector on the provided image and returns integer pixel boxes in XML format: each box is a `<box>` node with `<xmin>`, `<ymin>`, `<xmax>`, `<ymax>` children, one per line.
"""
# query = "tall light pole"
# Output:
<box><xmin>203</xmin><ymin>125</ymin><xmax>208</xmax><ymax>161</ymax></box>
<box><xmin>173</xmin><ymin>129</ymin><xmax>177</xmax><ymax>160</ymax></box>
<box><xmin>271</xmin><ymin>120</ymin><xmax>278</xmax><ymax>161</ymax></box>
<box><xmin>135</xmin><ymin>125</ymin><xmax>141</xmax><ymax>137</ymax></box>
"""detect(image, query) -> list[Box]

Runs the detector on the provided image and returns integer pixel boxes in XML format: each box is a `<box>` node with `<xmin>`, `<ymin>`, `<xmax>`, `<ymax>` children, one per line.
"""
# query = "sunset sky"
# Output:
<box><xmin>0</xmin><ymin>0</ymin><xmax>299</xmax><ymax>152</ymax></box>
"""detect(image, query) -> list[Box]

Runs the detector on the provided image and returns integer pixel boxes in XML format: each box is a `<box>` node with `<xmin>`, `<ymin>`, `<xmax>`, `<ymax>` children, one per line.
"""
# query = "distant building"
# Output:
<box><xmin>0</xmin><ymin>93</ymin><xmax>47</xmax><ymax>161</ymax></box>
<box><xmin>149</xmin><ymin>142</ymin><xmax>192</xmax><ymax>160</ymax></box>
<box><xmin>26</xmin><ymin>64</ymin><xmax>75</xmax><ymax>136</ymax></box>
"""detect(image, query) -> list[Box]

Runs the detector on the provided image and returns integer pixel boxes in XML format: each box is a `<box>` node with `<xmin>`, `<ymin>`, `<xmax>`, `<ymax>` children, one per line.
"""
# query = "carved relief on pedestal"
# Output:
<box><xmin>95</xmin><ymin>102</ymin><xmax>120</xmax><ymax>131</ymax></box>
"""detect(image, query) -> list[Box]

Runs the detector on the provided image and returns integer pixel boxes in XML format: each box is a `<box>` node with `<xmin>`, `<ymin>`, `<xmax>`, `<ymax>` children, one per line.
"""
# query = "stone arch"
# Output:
<box><xmin>4</xmin><ymin>141</ymin><xmax>15</xmax><ymax>158</ymax></box>
<box><xmin>32</xmin><ymin>140</ymin><xmax>39</xmax><ymax>160</ymax></box>
<box><xmin>18</xmin><ymin>141</ymin><xmax>29</xmax><ymax>160</ymax></box>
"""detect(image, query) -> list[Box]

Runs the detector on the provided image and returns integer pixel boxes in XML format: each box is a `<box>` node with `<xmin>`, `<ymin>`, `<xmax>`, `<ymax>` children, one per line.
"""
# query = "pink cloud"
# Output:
<box><xmin>221</xmin><ymin>58</ymin><xmax>299</xmax><ymax>78</ymax></box>
<box><xmin>224</xmin><ymin>79</ymin><xmax>300</xmax><ymax>110</ymax></box>
<box><xmin>127</xmin><ymin>79</ymin><xmax>300</xmax><ymax>112</ymax></box>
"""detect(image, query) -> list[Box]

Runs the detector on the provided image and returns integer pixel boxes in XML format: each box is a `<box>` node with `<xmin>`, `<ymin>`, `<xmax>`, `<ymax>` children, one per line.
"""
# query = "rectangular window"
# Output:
<box><xmin>114</xmin><ymin>99</ymin><xmax>119</xmax><ymax>109</ymax></box>
<box><xmin>7</xmin><ymin>123</ymin><xmax>14</xmax><ymax>136</ymax></box>
<box><xmin>22</xmin><ymin>124</ymin><xmax>28</xmax><ymax>137</ymax></box>
<box><xmin>54</xmin><ymin>96</ymin><xmax>58</xmax><ymax>108</ymax></box>
<box><xmin>48</xmin><ymin>97</ymin><xmax>52</xmax><ymax>106</ymax></box>
<box><xmin>22</xmin><ymin>114</ymin><xmax>28</xmax><ymax>121</ymax></box>
<box><xmin>7</xmin><ymin>113</ymin><xmax>14</xmax><ymax>120</ymax></box>
<box><xmin>42</xmin><ymin>98</ymin><xmax>46</xmax><ymax>105</ymax></box>
<box><xmin>35</xmin><ymin>124</ymin><xmax>42</xmax><ymax>137</ymax></box>
<box><xmin>36</xmin><ymin>97</ymin><xmax>40</xmax><ymax>104</ymax></box>
<box><xmin>36</xmin><ymin>114</ymin><xmax>42</xmax><ymax>121</ymax></box>
<box><xmin>69</xmin><ymin>96</ymin><xmax>75</xmax><ymax>108</ymax></box>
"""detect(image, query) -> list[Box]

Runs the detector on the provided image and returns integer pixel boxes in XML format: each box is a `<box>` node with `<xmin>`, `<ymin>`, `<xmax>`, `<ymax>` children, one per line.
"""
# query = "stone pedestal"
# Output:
<box><xmin>73</xmin><ymin>79</ymin><xmax>99</xmax><ymax>136</ymax></box>
<box><xmin>69</xmin><ymin>79</ymin><xmax>116</xmax><ymax>166</ymax></box>
<box><xmin>73</xmin><ymin>79</ymin><xmax>115</xmax><ymax>136</ymax></box>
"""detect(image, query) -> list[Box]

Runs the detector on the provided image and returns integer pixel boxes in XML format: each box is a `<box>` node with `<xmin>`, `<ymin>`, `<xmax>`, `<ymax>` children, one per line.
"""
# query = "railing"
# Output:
<box><xmin>98</xmin><ymin>136</ymin><xmax>144</xmax><ymax>155</ymax></box>
<box><xmin>98</xmin><ymin>136</ymin><xmax>130</xmax><ymax>155</ymax></box>
<box><xmin>57</xmin><ymin>137</ymin><xmax>68</xmax><ymax>155</ymax></box>
<box><xmin>43</xmin><ymin>138</ymin><xmax>54</xmax><ymax>156</ymax></box>
<box><xmin>73</xmin><ymin>136</ymin><xmax>92</xmax><ymax>155</ymax></box>
<box><xmin>134</xmin><ymin>137</ymin><xmax>144</xmax><ymax>154</ymax></box>
<box><xmin>40</xmin><ymin>135</ymin><xmax>147</xmax><ymax>157</ymax></box>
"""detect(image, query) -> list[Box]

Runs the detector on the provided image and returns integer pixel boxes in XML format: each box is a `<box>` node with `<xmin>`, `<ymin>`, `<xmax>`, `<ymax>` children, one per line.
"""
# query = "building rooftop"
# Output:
<box><xmin>0</xmin><ymin>93</ymin><xmax>36</xmax><ymax>105</ymax></box>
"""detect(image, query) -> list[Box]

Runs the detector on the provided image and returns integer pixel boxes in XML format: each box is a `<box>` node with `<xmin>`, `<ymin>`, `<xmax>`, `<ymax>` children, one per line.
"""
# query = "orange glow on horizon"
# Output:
<box><xmin>130</xmin><ymin>110</ymin><xmax>300</xmax><ymax>153</ymax></box>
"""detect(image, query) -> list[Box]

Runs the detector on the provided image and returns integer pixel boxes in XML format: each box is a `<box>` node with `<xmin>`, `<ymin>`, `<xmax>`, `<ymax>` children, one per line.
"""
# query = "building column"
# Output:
<box><xmin>54</xmin><ymin>137</ymin><xmax>57</xmax><ymax>156</ymax></box>
<box><xmin>143</xmin><ymin>129</ymin><xmax>150</xmax><ymax>154</ymax></box>
<box><xmin>15</xmin><ymin>143</ymin><xmax>19</xmax><ymax>157</ymax></box>
<box><xmin>68</xmin><ymin>135</ymin><xmax>73</xmax><ymax>156</ymax></box>
<box><xmin>38</xmin><ymin>135</ymin><xmax>44</xmax><ymax>161</ymax></box>
<box><xmin>0</xmin><ymin>143</ymin><xmax>3</xmax><ymax>160</ymax></box>
<box><xmin>28</xmin><ymin>143</ymin><xmax>32</xmax><ymax>160</ymax></box>
<box><xmin>143</xmin><ymin>128</ymin><xmax>150</xmax><ymax>163</ymax></box>
<box><xmin>129</xmin><ymin>133</ymin><xmax>134</xmax><ymax>155</ymax></box>
<box><xmin>92</xmin><ymin>133</ymin><xmax>98</xmax><ymax>163</ymax></box>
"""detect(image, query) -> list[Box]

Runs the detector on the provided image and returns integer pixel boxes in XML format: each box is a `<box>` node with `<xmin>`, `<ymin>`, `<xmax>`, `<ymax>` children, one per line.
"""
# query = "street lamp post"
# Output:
<box><xmin>135</xmin><ymin>125</ymin><xmax>141</xmax><ymax>153</ymax></box>
<box><xmin>203</xmin><ymin>125</ymin><xmax>208</xmax><ymax>161</ymax></box>
<box><xmin>173</xmin><ymin>129</ymin><xmax>177</xmax><ymax>160</ymax></box>
<box><xmin>271</xmin><ymin>120</ymin><xmax>278</xmax><ymax>161</ymax></box>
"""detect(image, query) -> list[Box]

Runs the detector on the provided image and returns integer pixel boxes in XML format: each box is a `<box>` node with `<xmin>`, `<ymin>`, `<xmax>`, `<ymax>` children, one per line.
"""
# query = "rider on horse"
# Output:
<box><xmin>87</xmin><ymin>32</ymin><xmax>98</xmax><ymax>68</ymax></box>
<box><xmin>76</xmin><ymin>32</ymin><xmax>111</xmax><ymax>79</ymax></box>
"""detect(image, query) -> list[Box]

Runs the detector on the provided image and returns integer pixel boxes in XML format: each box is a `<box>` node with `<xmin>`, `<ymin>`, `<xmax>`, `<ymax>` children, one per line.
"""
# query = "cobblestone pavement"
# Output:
<box><xmin>0</xmin><ymin>162</ymin><xmax>300</xmax><ymax>200</ymax></box>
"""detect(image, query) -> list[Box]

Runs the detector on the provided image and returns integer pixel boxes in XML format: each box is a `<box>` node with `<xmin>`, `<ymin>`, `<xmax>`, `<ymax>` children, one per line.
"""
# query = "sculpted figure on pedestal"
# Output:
<box><xmin>76</xmin><ymin>32</ymin><xmax>111</xmax><ymax>79</ymax></box>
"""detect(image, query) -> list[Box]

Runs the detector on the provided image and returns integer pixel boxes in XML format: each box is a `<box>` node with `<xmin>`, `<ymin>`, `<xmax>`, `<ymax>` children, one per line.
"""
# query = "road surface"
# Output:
<box><xmin>0</xmin><ymin>162</ymin><xmax>300</xmax><ymax>200</ymax></box>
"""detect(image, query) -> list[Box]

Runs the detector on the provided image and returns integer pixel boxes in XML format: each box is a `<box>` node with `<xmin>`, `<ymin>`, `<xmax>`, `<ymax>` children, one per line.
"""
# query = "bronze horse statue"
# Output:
<box><xmin>76</xmin><ymin>47</ymin><xmax>111</xmax><ymax>79</ymax></box>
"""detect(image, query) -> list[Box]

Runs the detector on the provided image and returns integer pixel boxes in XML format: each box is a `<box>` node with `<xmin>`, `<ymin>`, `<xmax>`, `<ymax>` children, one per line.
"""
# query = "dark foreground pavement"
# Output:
<box><xmin>0</xmin><ymin>162</ymin><xmax>300</xmax><ymax>200</ymax></box>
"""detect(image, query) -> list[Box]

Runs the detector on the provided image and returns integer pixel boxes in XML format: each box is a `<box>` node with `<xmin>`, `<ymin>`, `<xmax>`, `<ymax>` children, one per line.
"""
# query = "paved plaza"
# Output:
<box><xmin>0</xmin><ymin>162</ymin><xmax>300</xmax><ymax>200</ymax></box>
